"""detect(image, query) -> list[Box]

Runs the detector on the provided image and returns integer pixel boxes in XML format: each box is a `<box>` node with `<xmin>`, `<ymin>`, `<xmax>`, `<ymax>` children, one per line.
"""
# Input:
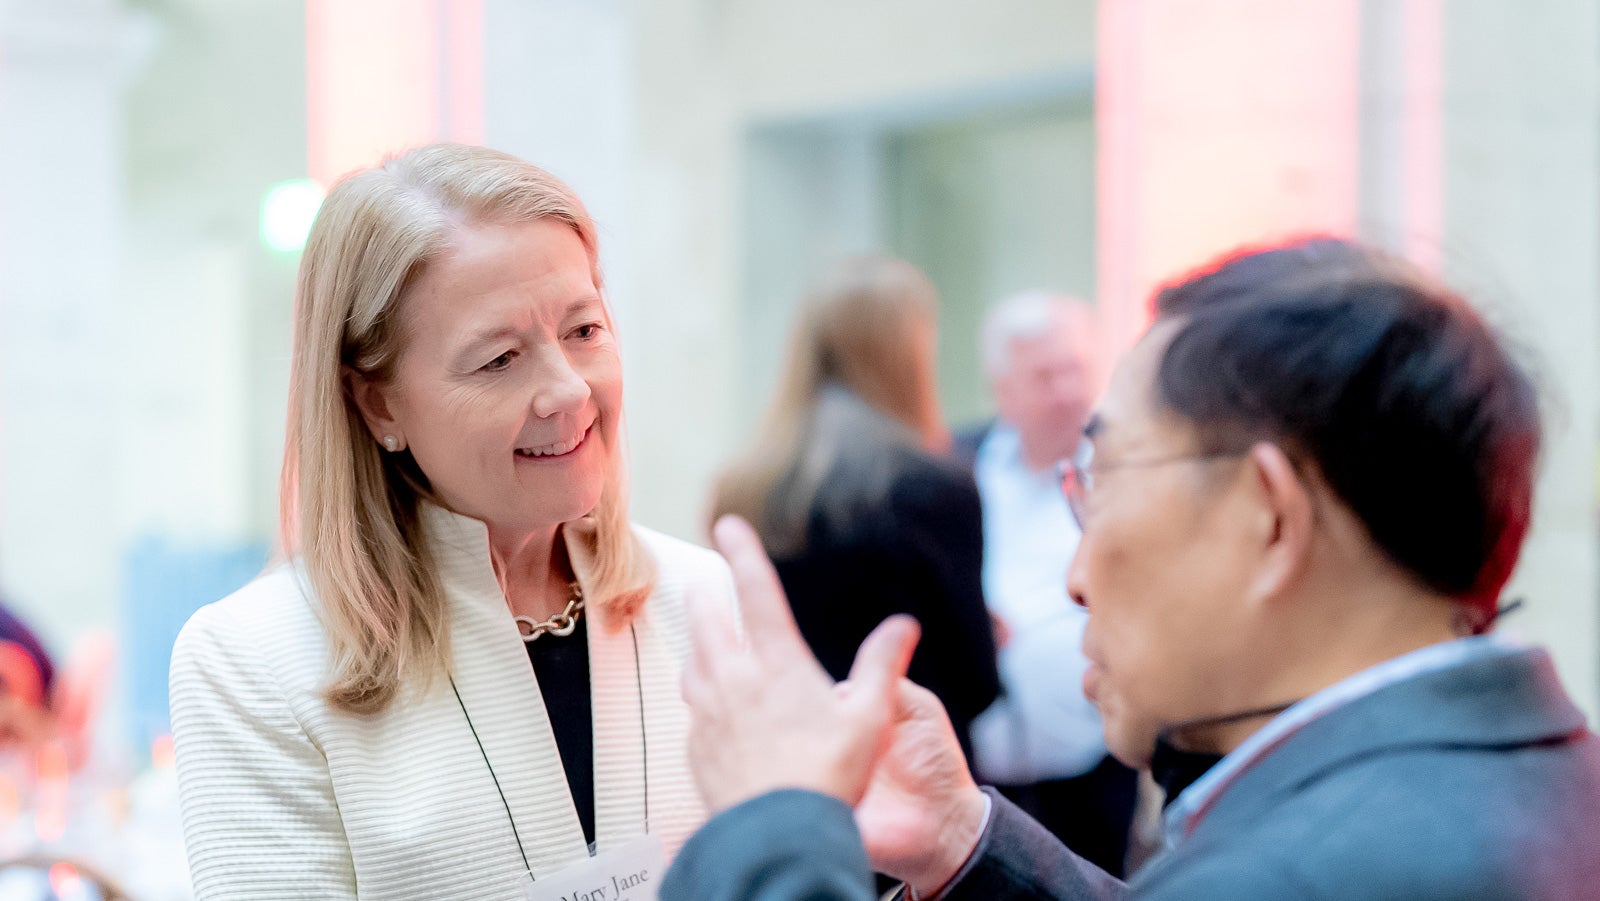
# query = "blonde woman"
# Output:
<box><xmin>170</xmin><ymin>144</ymin><xmax>732</xmax><ymax>900</ymax></box>
<box><xmin>710</xmin><ymin>256</ymin><xmax>999</xmax><ymax>762</ymax></box>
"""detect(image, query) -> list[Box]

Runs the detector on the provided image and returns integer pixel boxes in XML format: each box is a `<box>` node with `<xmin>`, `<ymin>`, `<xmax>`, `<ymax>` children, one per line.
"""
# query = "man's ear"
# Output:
<box><xmin>343</xmin><ymin>365</ymin><xmax>403</xmax><ymax>448</ymax></box>
<box><xmin>1245</xmin><ymin>441</ymin><xmax>1313</xmax><ymax>606</ymax></box>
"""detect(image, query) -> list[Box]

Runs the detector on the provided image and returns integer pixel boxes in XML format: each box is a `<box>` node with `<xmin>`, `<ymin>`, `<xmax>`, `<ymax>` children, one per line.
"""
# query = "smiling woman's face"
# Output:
<box><xmin>352</xmin><ymin>217</ymin><xmax>621</xmax><ymax>536</ymax></box>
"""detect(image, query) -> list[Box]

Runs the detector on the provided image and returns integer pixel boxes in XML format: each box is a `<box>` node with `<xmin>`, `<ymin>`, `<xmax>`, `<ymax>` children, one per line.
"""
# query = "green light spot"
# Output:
<box><xmin>260</xmin><ymin>178</ymin><xmax>325</xmax><ymax>253</ymax></box>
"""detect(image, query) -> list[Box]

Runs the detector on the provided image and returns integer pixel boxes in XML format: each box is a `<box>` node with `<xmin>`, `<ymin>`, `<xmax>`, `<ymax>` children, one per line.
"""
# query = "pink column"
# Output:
<box><xmin>1096</xmin><ymin>0</ymin><xmax>1363</xmax><ymax>349</ymax></box>
<box><xmin>306</xmin><ymin>0</ymin><xmax>484</xmax><ymax>187</ymax></box>
<box><xmin>1399</xmin><ymin>0</ymin><xmax>1442</xmax><ymax>274</ymax></box>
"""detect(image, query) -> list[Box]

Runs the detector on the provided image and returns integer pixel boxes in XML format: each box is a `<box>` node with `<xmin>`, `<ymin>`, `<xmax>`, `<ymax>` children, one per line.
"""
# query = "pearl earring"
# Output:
<box><xmin>383</xmin><ymin>435</ymin><xmax>397</xmax><ymax>451</ymax></box>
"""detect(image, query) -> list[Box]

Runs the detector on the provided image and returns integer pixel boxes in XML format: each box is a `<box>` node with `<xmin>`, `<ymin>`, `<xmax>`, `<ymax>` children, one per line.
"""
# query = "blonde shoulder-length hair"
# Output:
<box><xmin>284</xmin><ymin>143</ymin><xmax>654</xmax><ymax>715</ymax></box>
<box><xmin>711</xmin><ymin>255</ymin><xmax>946</xmax><ymax>556</ymax></box>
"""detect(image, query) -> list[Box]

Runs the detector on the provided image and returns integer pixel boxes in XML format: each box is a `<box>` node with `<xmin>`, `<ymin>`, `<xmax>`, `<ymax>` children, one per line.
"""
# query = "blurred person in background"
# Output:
<box><xmin>952</xmin><ymin>293</ymin><xmax>1136</xmax><ymax>876</ymax></box>
<box><xmin>0</xmin><ymin>603</ymin><xmax>55</xmax><ymax>750</ymax></box>
<box><xmin>169</xmin><ymin>144</ymin><xmax>734</xmax><ymax>900</ymax></box>
<box><xmin>0</xmin><ymin>605</ymin><xmax>134</xmax><ymax>901</ymax></box>
<box><xmin>0</xmin><ymin>855</ymin><xmax>135</xmax><ymax>901</ymax></box>
<box><xmin>710</xmin><ymin>256</ymin><xmax>999</xmax><ymax>762</ymax></box>
<box><xmin>663</xmin><ymin>237</ymin><xmax>1600</xmax><ymax>900</ymax></box>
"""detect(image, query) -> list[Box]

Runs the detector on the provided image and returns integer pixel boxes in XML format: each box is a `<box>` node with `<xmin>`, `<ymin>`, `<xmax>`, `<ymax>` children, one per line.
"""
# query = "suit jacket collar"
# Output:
<box><xmin>420</xmin><ymin>502</ymin><xmax>602</xmax><ymax>609</ymax></box>
<box><xmin>1130</xmin><ymin>644</ymin><xmax>1586</xmax><ymax>892</ymax></box>
<box><xmin>1194</xmin><ymin>645</ymin><xmax>1584</xmax><ymax>839</ymax></box>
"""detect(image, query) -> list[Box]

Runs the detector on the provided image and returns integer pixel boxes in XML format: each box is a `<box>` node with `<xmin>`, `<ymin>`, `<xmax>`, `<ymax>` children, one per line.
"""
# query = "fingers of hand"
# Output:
<box><xmin>846</xmin><ymin>614</ymin><xmax>921</xmax><ymax>694</ymax></box>
<box><xmin>839</xmin><ymin>616</ymin><xmax>922</xmax><ymax>762</ymax></box>
<box><xmin>712</xmin><ymin>515</ymin><xmax>808</xmax><ymax>658</ymax></box>
<box><xmin>895</xmin><ymin>679</ymin><xmax>945</xmax><ymax>722</ymax></box>
<box><xmin>682</xmin><ymin>586</ymin><xmax>742</xmax><ymax>718</ymax></box>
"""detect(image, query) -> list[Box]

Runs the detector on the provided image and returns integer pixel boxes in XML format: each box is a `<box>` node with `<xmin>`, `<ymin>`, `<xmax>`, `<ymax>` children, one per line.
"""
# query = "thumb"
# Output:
<box><xmin>894</xmin><ymin>679</ymin><xmax>947</xmax><ymax>725</ymax></box>
<box><xmin>846</xmin><ymin>615</ymin><xmax>921</xmax><ymax>703</ymax></box>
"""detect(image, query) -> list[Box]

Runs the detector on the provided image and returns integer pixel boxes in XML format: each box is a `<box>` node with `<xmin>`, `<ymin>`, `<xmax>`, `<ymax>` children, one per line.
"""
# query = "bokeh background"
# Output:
<box><xmin>0</xmin><ymin>0</ymin><xmax>1595</xmax><ymax>893</ymax></box>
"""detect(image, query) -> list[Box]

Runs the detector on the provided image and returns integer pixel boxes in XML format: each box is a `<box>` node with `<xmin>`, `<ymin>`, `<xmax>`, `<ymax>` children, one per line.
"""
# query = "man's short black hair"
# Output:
<box><xmin>1153</xmin><ymin>237</ymin><xmax>1539</xmax><ymax>628</ymax></box>
<box><xmin>1154</xmin><ymin>236</ymin><xmax>1374</xmax><ymax>318</ymax></box>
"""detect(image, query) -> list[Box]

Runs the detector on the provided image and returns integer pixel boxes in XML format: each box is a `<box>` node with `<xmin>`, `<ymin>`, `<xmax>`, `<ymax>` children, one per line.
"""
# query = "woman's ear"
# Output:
<box><xmin>1245</xmin><ymin>441</ymin><xmax>1314</xmax><ymax>606</ymax></box>
<box><xmin>343</xmin><ymin>365</ymin><xmax>403</xmax><ymax>449</ymax></box>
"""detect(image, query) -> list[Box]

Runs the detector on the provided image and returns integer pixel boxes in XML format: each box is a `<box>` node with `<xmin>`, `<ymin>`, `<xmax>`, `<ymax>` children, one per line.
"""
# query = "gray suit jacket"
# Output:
<box><xmin>662</xmin><ymin>644</ymin><xmax>1600</xmax><ymax>900</ymax></box>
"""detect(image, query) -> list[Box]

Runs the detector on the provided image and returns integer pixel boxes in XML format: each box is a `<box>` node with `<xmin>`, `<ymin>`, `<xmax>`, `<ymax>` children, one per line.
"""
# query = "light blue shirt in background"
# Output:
<box><xmin>969</xmin><ymin>424</ymin><xmax>1107</xmax><ymax>783</ymax></box>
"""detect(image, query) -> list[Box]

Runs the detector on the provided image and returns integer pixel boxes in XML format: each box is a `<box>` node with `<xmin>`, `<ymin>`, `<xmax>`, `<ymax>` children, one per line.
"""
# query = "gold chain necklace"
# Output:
<box><xmin>514</xmin><ymin>582</ymin><xmax>585</xmax><ymax>643</ymax></box>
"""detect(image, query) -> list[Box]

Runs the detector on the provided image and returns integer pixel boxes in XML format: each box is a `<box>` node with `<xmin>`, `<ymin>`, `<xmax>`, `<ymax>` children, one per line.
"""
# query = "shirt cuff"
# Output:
<box><xmin>903</xmin><ymin>791</ymin><xmax>994</xmax><ymax>901</ymax></box>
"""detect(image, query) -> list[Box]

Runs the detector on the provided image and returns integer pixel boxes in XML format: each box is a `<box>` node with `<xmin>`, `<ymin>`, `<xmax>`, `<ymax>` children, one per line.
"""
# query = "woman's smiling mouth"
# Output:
<box><xmin>514</xmin><ymin>424</ymin><xmax>592</xmax><ymax>461</ymax></box>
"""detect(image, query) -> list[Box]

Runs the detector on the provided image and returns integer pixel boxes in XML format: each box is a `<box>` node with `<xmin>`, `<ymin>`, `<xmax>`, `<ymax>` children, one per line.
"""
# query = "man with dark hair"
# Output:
<box><xmin>663</xmin><ymin>239</ymin><xmax>1600</xmax><ymax>900</ymax></box>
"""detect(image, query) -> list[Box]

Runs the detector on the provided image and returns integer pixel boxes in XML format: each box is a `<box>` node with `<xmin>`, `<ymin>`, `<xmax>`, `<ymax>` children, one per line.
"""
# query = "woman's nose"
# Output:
<box><xmin>528</xmin><ymin>347</ymin><xmax>591</xmax><ymax>418</ymax></box>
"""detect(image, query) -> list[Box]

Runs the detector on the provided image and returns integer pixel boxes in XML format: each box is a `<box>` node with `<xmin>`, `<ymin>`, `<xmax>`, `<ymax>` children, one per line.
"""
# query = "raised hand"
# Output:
<box><xmin>681</xmin><ymin>515</ymin><xmax>922</xmax><ymax>813</ymax></box>
<box><xmin>855</xmin><ymin>681</ymin><xmax>989</xmax><ymax>898</ymax></box>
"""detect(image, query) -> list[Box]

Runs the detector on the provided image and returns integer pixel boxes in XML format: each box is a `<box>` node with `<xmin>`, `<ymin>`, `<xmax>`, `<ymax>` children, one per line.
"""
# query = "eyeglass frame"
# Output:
<box><xmin>1056</xmin><ymin>441</ymin><xmax>1251</xmax><ymax>530</ymax></box>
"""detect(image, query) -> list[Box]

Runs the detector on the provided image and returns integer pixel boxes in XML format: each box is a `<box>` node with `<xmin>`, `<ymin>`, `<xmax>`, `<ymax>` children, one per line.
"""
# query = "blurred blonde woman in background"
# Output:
<box><xmin>170</xmin><ymin>144</ymin><xmax>733</xmax><ymax>900</ymax></box>
<box><xmin>710</xmin><ymin>256</ymin><xmax>999</xmax><ymax>761</ymax></box>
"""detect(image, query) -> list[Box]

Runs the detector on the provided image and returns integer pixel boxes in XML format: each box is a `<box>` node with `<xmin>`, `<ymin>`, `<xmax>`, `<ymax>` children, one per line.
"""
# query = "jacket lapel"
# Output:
<box><xmin>576</xmin><ymin>529</ymin><xmax>710</xmax><ymax>855</ymax></box>
<box><xmin>427</xmin><ymin>506</ymin><xmax>591</xmax><ymax>874</ymax></box>
<box><xmin>426</xmin><ymin>507</ymin><xmax>708</xmax><ymax>872</ymax></box>
<box><xmin>573</xmin><ymin>527</ymin><xmax>695</xmax><ymax>852</ymax></box>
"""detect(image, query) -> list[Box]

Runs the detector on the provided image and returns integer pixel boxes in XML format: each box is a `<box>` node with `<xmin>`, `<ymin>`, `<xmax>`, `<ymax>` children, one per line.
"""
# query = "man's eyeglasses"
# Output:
<box><xmin>1056</xmin><ymin>444</ymin><xmax>1249</xmax><ymax>530</ymax></box>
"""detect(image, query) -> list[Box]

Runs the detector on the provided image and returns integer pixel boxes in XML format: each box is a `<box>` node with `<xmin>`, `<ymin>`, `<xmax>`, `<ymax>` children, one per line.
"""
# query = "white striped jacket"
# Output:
<box><xmin>170</xmin><ymin>505</ymin><xmax>732</xmax><ymax>899</ymax></box>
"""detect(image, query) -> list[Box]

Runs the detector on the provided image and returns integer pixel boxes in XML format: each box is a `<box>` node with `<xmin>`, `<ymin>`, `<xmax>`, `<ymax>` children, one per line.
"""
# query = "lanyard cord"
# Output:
<box><xmin>629</xmin><ymin>622</ymin><xmax>650</xmax><ymax>831</ymax></box>
<box><xmin>450</xmin><ymin>674</ymin><xmax>533</xmax><ymax>876</ymax></box>
<box><xmin>450</xmin><ymin>621</ymin><xmax>649</xmax><ymax>882</ymax></box>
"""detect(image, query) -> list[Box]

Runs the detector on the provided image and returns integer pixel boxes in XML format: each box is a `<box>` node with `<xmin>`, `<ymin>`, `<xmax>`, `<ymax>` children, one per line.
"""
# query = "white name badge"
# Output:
<box><xmin>522</xmin><ymin>833</ymin><xmax>667</xmax><ymax>901</ymax></box>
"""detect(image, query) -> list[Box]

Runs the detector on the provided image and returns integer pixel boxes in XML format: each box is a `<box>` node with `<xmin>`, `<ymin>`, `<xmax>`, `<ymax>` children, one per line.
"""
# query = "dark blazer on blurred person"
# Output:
<box><xmin>709</xmin><ymin>256</ymin><xmax>1000</xmax><ymax>759</ymax></box>
<box><xmin>769</xmin><ymin>389</ymin><xmax>999</xmax><ymax>757</ymax></box>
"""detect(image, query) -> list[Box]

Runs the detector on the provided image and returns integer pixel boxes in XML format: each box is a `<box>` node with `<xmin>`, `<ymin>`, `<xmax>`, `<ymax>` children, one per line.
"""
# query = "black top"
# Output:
<box><xmin>773</xmin><ymin>447</ymin><xmax>1001</xmax><ymax>761</ymax></box>
<box><xmin>525</xmin><ymin>617</ymin><xmax>596</xmax><ymax>848</ymax></box>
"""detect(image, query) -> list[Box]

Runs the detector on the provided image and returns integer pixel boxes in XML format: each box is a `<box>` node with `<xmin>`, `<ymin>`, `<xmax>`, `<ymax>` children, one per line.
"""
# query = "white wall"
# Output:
<box><xmin>724</xmin><ymin>0</ymin><xmax>1095</xmax><ymax>121</ymax></box>
<box><xmin>121</xmin><ymin>0</ymin><xmax>306</xmax><ymax>551</ymax></box>
<box><xmin>0</xmin><ymin>0</ymin><xmax>136</xmax><ymax>646</ymax></box>
<box><xmin>624</xmin><ymin>0</ymin><xmax>1098</xmax><ymax>539</ymax></box>
<box><xmin>1442</xmin><ymin>0</ymin><xmax>1600</xmax><ymax>718</ymax></box>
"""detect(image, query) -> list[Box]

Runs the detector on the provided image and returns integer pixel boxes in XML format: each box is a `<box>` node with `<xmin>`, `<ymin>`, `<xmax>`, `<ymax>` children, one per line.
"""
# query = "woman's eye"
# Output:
<box><xmin>481</xmin><ymin>351</ymin><xmax>515</xmax><ymax>372</ymax></box>
<box><xmin>571</xmin><ymin>323</ymin><xmax>603</xmax><ymax>341</ymax></box>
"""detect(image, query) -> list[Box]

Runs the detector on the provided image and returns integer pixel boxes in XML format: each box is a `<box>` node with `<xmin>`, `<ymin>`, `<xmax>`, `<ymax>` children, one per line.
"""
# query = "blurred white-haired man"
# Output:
<box><xmin>952</xmin><ymin>291</ymin><xmax>1138</xmax><ymax>876</ymax></box>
